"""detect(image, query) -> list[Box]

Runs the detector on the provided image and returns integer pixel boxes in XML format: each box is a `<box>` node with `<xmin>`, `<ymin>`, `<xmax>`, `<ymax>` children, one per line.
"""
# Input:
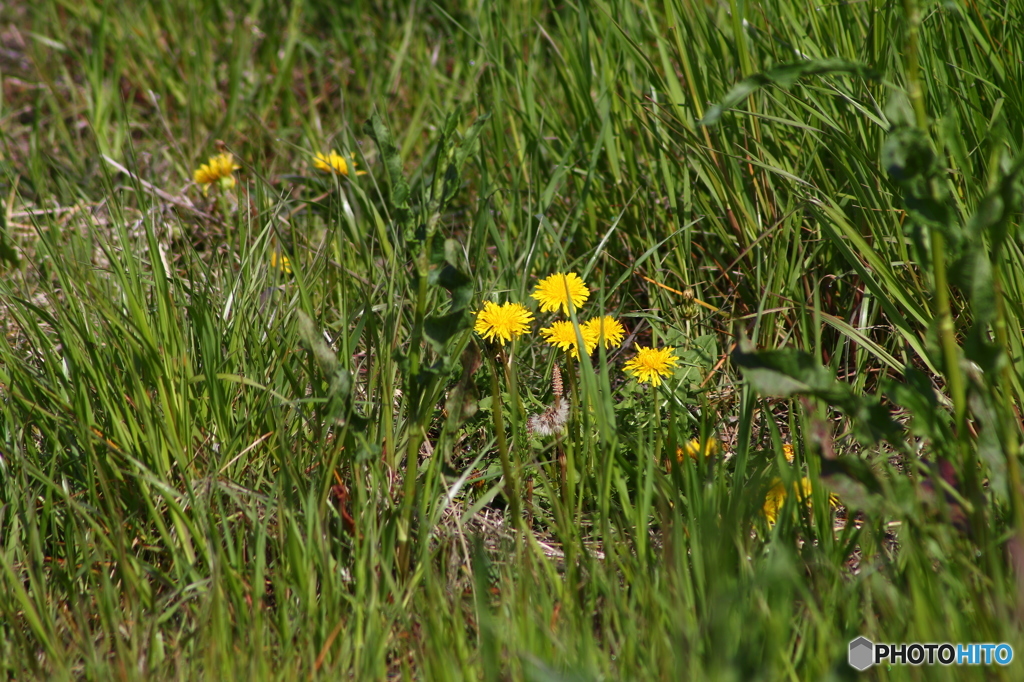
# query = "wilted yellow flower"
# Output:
<box><xmin>762</xmin><ymin>477</ymin><xmax>839</xmax><ymax>526</ymax></box>
<box><xmin>193</xmin><ymin>153</ymin><xmax>240</xmax><ymax>194</ymax></box>
<box><xmin>540</xmin><ymin>320</ymin><xmax>594</xmax><ymax>359</ymax></box>
<box><xmin>313</xmin><ymin>150</ymin><xmax>365</xmax><ymax>177</ymax></box>
<box><xmin>677</xmin><ymin>437</ymin><xmax>722</xmax><ymax>461</ymax></box>
<box><xmin>623</xmin><ymin>345</ymin><xmax>678</xmax><ymax>387</ymax></box>
<box><xmin>581</xmin><ymin>316</ymin><xmax>625</xmax><ymax>350</ymax></box>
<box><xmin>270</xmin><ymin>252</ymin><xmax>292</xmax><ymax>274</ymax></box>
<box><xmin>531</xmin><ymin>272</ymin><xmax>590</xmax><ymax>314</ymax></box>
<box><xmin>474</xmin><ymin>301</ymin><xmax>533</xmax><ymax>344</ymax></box>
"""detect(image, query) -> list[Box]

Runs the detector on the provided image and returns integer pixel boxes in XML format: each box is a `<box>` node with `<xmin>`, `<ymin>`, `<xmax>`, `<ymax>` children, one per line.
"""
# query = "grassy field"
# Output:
<box><xmin>2</xmin><ymin>0</ymin><xmax>1024</xmax><ymax>679</ymax></box>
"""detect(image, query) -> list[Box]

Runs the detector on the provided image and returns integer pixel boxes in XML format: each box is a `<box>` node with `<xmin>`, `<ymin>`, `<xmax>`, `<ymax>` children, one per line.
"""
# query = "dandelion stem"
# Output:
<box><xmin>489</xmin><ymin>353</ymin><xmax>522</xmax><ymax>526</ymax></box>
<box><xmin>397</xmin><ymin>251</ymin><xmax>431</xmax><ymax>579</ymax></box>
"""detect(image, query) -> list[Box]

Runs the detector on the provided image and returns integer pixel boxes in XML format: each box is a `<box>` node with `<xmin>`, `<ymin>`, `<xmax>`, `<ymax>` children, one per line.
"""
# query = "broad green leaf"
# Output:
<box><xmin>363</xmin><ymin>113</ymin><xmax>411</xmax><ymax>222</ymax></box>
<box><xmin>881</xmin><ymin>126</ymin><xmax>935</xmax><ymax>184</ymax></box>
<box><xmin>700</xmin><ymin>58</ymin><xmax>879</xmax><ymax>126</ymax></box>
<box><xmin>423</xmin><ymin>312</ymin><xmax>468</xmax><ymax>355</ymax></box>
<box><xmin>733</xmin><ymin>339</ymin><xmax>901</xmax><ymax>445</ymax></box>
<box><xmin>442</xmin><ymin>111</ymin><xmax>490</xmax><ymax>209</ymax></box>
<box><xmin>0</xmin><ymin>208</ymin><xmax>17</xmax><ymax>269</ymax></box>
<box><xmin>297</xmin><ymin>310</ymin><xmax>338</xmax><ymax>376</ymax></box>
<box><xmin>732</xmin><ymin>341</ymin><xmax>840</xmax><ymax>398</ymax></box>
<box><xmin>882</xmin><ymin>368</ymin><xmax>951</xmax><ymax>442</ymax></box>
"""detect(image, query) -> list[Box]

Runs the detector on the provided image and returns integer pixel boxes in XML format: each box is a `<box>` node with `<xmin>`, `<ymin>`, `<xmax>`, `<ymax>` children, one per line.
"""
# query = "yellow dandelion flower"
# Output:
<box><xmin>782</xmin><ymin>442</ymin><xmax>795</xmax><ymax>463</ymax></box>
<box><xmin>623</xmin><ymin>345</ymin><xmax>678</xmax><ymax>387</ymax></box>
<box><xmin>193</xmin><ymin>153</ymin><xmax>240</xmax><ymax>194</ymax></box>
<box><xmin>531</xmin><ymin>272</ymin><xmax>590</xmax><ymax>314</ymax></box>
<box><xmin>677</xmin><ymin>437</ymin><xmax>722</xmax><ymax>461</ymax></box>
<box><xmin>270</xmin><ymin>252</ymin><xmax>292</xmax><ymax>274</ymax></box>
<box><xmin>540</xmin><ymin>320</ymin><xmax>596</xmax><ymax>359</ymax></box>
<box><xmin>313</xmin><ymin>150</ymin><xmax>366</xmax><ymax>177</ymax></box>
<box><xmin>762</xmin><ymin>477</ymin><xmax>840</xmax><ymax>526</ymax></box>
<box><xmin>581</xmin><ymin>316</ymin><xmax>625</xmax><ymax>350</ymax></box>
<box><xmin>474</xmin><ymin>301</ymin><xmax>533</xmax><ymax>344</ymax></box>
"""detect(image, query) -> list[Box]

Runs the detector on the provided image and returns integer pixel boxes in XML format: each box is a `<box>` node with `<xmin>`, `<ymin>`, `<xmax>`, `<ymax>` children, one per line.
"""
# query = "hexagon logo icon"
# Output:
<box><xmin>848</xmin><ymin>637</ymin><xmax>874</xmax><ymax>671</ymax></box>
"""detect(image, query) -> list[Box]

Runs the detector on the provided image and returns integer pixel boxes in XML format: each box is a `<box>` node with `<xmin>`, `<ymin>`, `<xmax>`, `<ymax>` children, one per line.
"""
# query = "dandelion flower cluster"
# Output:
<box><xmin>313</xmin><ymin>150</ymin><xmax>365</xmax><ymax>177</ymax></box>
<box><xmin>531</xmin><ymin>272</ymin><xmax>590</xmax><ymax>314</ymax></box>
<box><xmin>539</xmin><ymin>316</ymin><xmax>627</xmax><ymax>358</ymax></box>
<box><xmin>474</xmin><ymin>301</ymin><xmax>533</xmax><ymax>344</ymax></box>
<box><xmin>539</xmin><ymin>321</ymin><xmax>590</xmax><ymax>358</ymax></box>
<box><xmin>782</xmin><ymin>442</ymin><xmax>795</xmax><ymax>463</ymax></box>
<box><xmin>624</xmin><ymin>345</ymin><xmax>679</xmax><ymax>387</ymax></box>
<box><xmin>677</xmin><ymin>437</ymin><xmax>722</xmax><ymax>461</ymax></box>
<box><xmin>193</xmin><ymin>153</ymin><xmax>240</xmax><ymax>194</ymax></box>
<box><xmin>270</xmin><ymin>252</ymin><xmax>292</xmax><ymax>274</ymax></box>
<box><xmin>581</xmin><ymin>315</ymin><xmax>625</xmax><ymax>350</ymax></box>
<box><xmin>761</xmin><ymin>477</ymin><xmax>839</xmax><ymax>526</ymax></box>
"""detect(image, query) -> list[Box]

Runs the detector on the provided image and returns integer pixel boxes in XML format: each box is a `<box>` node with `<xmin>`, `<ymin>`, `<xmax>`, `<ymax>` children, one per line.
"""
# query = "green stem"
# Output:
<box><xmin>993</xmin><ymin>263</ymin><xmax>1024</xmax><ymax>535</ymax></box>
<box><xmin>564</xmin><ymin>357</ymin><xmax>580</xmax><ymax>523</ymax></box>
<box><xmin>490</xmin><ymin>352</ymin><xmax>522</xmax><ymax>526</ymax></box>
<box><xmin>501</xmin><ymin>346</ymin><xmax>529</xmax><ymax>522</ymax></box>
<box><xmin>502</xmin><ymin>347</ymin><xmax>527</xmax><ymax>428</ymax></box>
<box><xmin>904</xmin><ymin>0</ymin><xmax>967</xmax><ymax>433</ymax></box>
<box><xmin>929</xmin><ymin>230</ymin><xmax>966</xmax><ymax>430</ymax></box>
<box><xmin>902</xmin><ymin>0</ymin><xmax>929</xmax><ymax>132</ymax></box>
<box><xmin>397</xmin><ymin>256</ymin><xmax>430</xmax><ymax>578</ymax></box>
